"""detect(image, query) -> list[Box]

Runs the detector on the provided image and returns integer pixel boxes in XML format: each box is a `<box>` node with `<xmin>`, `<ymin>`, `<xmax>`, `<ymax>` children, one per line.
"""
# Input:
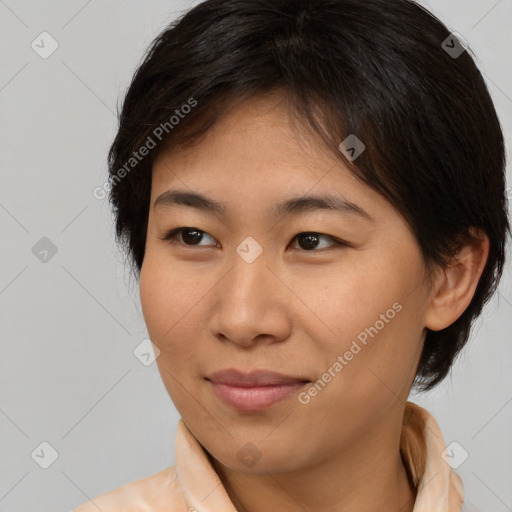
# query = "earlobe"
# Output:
<box><xmin>424</xmin><ymin>229</ymin><xmax>490</xmax><ymax>332</ymax></box>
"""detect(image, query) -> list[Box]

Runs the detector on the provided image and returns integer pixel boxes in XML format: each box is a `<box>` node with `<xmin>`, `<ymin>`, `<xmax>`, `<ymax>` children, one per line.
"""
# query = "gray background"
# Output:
<box><xmin>0</xmin><ymin>0</ymin><xmax>511</xmax><ymax>510</ymax></box>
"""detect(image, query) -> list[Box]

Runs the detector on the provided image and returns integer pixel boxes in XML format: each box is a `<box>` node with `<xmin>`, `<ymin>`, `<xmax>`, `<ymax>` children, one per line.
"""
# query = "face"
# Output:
<box><xmin>140</xmin><ymin>92</ymin><xmax>432</xmax><ymax>474</ymax></box>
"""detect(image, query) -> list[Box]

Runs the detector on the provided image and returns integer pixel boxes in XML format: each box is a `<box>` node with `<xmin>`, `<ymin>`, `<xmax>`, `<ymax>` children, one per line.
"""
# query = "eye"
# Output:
<box><xmin>160</xmin><ymin>227</ymin><xmax>349</xmax><ymax>252</ymax></box>
<box><xmin>159</xmin><ymin>227</ymin><xmax>220</xmax><ymax>247</ymax></box>
<box><xmin>290</xmin><ymin>232</ymin><xmax>347</xmax><ymax>251</ymax></box>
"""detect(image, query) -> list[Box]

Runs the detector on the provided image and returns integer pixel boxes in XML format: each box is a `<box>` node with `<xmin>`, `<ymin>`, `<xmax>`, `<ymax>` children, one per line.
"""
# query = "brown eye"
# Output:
<box><xmin>160</xmin><ymin>227</ymin><xmax>219</xmax><ymax>247</ymax></box>
<box><xmin>291</xmin><ymin>232</ymin><xmax>346</xmax><ymax>251</ymax></box>
<box><xmin>159</xmin><ymin>228</ymin><xmax>347</xmax><ymax>252</ymax></box>
<box><xmin>179</xmin><ymin>228</ymin><xmax>206</xmax><ymax>245</ymax></box>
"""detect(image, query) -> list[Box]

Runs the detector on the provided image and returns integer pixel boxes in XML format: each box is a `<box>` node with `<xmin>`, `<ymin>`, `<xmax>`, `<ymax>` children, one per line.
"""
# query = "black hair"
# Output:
<box><xmin>106</xmin><ymin>0</ymin><xmax>510</xmax><ymax>391</ymax></box>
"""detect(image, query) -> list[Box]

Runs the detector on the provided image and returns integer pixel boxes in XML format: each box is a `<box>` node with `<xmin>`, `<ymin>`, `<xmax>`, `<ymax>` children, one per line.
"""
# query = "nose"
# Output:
<box><xmin>208</xmin><ymin>248</ymin><xmax>293</xmax><ymax>348</ymax></box>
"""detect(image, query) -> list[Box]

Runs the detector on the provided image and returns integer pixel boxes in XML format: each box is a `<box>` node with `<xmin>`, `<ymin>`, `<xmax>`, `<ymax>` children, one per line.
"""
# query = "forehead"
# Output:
<box><xmin>154</xmin><ymin>92</ymin><xmax>338</xmax><ymax>171</ymax></box>
<box><xmin>153</xmin><ymin>94</ymin><xmax>349</xmax><ymax>185</ymax></box>
<box><xmin>149</xmin><ymin>93</ymin><xmax>393</xmax><ymax>225</ymax></box>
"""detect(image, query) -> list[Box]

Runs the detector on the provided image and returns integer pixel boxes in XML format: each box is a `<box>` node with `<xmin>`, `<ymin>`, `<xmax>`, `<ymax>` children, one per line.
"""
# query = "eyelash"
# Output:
<box><xmin>158</xmin><ymin>227</ymin><xmax>349</xmax><ymax>252</ymax></box>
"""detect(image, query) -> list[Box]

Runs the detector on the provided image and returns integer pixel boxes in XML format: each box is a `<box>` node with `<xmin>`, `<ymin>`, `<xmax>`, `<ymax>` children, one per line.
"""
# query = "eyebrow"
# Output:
<box><xmin>154</xmin><ymin>189</ymin><xmax>375</xmax><ymax>222</ymax></box>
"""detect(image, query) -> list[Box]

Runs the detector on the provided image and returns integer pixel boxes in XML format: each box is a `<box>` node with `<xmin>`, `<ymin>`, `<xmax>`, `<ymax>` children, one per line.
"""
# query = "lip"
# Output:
<box><xmin>206</xmin><ymin>368</ymin><xmax>310</xmax><ymax>411</ymax></box>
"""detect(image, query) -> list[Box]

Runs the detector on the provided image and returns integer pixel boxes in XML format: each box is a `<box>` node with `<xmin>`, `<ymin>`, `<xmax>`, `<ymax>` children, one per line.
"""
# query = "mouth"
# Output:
<box><xmin>205</xmin><ymin>368</ymin><xmax>311</xmax><ymax>411</ymax></box>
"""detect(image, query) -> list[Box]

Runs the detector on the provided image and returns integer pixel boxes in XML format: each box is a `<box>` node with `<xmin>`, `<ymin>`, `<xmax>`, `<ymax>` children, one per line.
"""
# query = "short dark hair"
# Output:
<box><xmin>107</xmin><ymin>0</ymin><xmax>510</xmax><ymax>391</ymax></box>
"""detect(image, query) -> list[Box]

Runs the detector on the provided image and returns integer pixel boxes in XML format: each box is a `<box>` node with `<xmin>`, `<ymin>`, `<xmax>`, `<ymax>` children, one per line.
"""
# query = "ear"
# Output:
<box><xmin>424</xmin><ymin>228</ymin><xmax>490</xmax><ymax>331</ymax></box>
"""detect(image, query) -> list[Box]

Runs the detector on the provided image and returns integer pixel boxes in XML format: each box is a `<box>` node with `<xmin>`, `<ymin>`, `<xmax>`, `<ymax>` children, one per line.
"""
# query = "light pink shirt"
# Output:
<box><xmin>74</xmin><ymin>401</ymin><xmax>465</xmax><ymax>511</ymax></box>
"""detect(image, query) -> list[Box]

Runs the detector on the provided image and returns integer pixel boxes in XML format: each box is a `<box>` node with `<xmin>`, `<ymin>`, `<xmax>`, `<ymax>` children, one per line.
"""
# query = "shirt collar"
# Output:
<box><xmin>175</xmin><ymin>401</ymin><xmax>465</xmax><ymax>511</ymax></box>
<box><xmin>401</xmin><ymin>402</ymin><xmax>465</xmax><ymax>511</ymax></box>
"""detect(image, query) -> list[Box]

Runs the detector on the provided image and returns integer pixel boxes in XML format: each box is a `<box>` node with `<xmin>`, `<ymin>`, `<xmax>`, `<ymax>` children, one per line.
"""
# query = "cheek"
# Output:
<box><xmin>289</xmin><ymin>255</ymin><xmax>408</xmax><ymax>344</ymax></box>
<box><xmin>295</xmin><ymin>252</ymin><xmax>425</xmax><ymax>395</ymax></box>
<box><xmin>139</xmin><ymin>257</ymin><xmax>171</xmax><ymax>340</ymax></box>
<box><xmin>140</xmin><ymin>249</ymin><xmax>184</xmax><ymax>325</ymax></box>
<box><xmin>139</xmin><ymin>252</ymin><xmax>215</xmax><ymax>360</ymax></box>
<box><xmin>139</xmin><ymin>255</ymin><xmax>206</xmax><ymax>407</ymax></box>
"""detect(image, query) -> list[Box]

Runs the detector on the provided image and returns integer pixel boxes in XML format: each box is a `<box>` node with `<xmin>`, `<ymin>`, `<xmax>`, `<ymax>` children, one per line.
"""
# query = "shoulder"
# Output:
<box><xmin>72</xmin><ymin>465</ymin><xmax>188</xmax><ymax>512</ymax></box>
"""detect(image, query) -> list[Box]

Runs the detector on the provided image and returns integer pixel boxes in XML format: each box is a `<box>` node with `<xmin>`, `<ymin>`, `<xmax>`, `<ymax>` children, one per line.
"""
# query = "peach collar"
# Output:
<box><xmin>174</xmin><ymin>401</ymin><xmax>464</xmax><ymax>511</ymax></box>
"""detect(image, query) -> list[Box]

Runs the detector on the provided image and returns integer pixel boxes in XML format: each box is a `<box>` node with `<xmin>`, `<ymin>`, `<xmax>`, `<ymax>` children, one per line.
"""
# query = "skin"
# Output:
<box><xmin>139</xmin><ymin>91</ymin><xmax>489</xmax><ymax>512</ymax></box>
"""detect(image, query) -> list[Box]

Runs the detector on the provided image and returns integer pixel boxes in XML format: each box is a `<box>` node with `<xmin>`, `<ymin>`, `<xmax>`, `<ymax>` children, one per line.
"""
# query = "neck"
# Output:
<box><xmin>210</xmin><ymin>410</ymin><xmax>417</xmax><ymax>512</ymax></box>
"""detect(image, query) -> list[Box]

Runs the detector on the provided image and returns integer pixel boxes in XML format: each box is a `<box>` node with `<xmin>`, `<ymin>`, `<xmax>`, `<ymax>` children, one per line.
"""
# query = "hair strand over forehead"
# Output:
<box><xmin>107</xmin><ymin>0</ymin><xmax>511</xmax><ymax>391</ymax></box>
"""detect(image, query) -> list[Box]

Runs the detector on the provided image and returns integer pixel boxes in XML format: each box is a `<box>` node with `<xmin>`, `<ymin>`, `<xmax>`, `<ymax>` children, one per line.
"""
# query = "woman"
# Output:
<box><xmin>74</xmin><ymin>0</ymin><xmax>510</xmax><ymax>510</ymax></box>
